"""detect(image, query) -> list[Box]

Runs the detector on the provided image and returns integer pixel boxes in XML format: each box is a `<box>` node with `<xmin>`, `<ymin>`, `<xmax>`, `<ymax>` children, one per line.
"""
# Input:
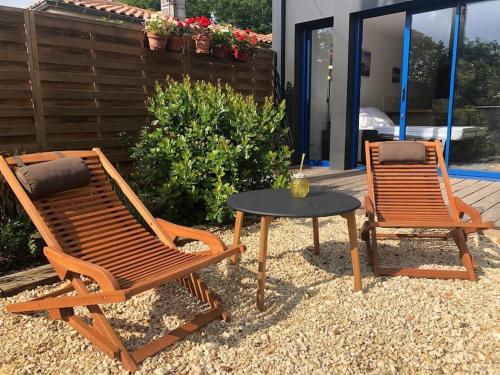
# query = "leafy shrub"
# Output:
<box><xmin>0</xmin><ymin>175</ymin><xmax>43</xmax><ymax>273</ymax></box>
<box><xmin>128</xmin><ymin>76</ymin><xmax>291</xmax><ymax>224</ymax></box>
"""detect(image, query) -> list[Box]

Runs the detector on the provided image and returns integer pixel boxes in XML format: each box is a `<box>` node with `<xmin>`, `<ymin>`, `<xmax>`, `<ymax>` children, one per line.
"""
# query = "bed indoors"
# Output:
<box><xmin>359</xmin><ymin>107</ymin><xmax>482</xmax><ymax>141</ymax></box>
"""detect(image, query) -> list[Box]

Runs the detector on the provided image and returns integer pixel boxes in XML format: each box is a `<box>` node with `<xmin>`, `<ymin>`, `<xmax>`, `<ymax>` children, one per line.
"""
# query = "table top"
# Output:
<box><xmin>227</xmin><ymin>189</ymin><xmax>361</xmax><ymax>218</ymax></box>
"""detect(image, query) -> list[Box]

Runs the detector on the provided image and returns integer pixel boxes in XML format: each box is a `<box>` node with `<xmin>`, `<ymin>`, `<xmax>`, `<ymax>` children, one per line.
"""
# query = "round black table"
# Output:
<box><xmin>228</xmin><ymin>188</ymin><xmax>362</xmax><ymax>310</ymax></box>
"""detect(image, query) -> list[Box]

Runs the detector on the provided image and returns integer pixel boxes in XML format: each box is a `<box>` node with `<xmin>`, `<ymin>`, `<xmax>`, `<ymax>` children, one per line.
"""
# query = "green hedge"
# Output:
<box><xmin>128</xmin><ymin>77</ymin><xmax>292</xmax><ymax>224</ymax></box>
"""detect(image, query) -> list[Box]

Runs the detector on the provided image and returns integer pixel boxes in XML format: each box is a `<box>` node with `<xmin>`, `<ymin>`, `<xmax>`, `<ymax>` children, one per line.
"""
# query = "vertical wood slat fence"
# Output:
<box><xmin>0</xmin><ymin>6</ymin><xmax>275</xmax><ymax>162</ymax></box>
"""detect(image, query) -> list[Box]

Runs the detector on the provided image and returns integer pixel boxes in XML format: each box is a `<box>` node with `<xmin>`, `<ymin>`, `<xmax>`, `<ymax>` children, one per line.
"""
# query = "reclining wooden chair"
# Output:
<box><xmin>361</xmin><ymin>141</ymin><xmax>493</xmax><ymax>281</ymax></box>
<box><xmin>0</xmin><ymin>149</ymin><xmax>245</xmax><ymax>372</ymax></box>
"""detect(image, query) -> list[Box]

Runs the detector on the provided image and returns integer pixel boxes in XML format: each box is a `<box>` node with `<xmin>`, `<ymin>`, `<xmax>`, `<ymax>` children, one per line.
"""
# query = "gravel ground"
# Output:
<box><xmin>0</xmin><ymin>213</ymin><xmax>498</xmax><ymax>374</ymax></box>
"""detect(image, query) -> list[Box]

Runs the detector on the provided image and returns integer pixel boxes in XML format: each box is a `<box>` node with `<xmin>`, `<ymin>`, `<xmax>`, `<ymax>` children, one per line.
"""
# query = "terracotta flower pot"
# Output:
<box><xmin>193</xmin><ymin>34</ymin><xmax>210</xmax><ymax>54</ymax></box>
<box><xmin>167</xmin><ymin>36</ymin><xmax>183</xmax><ymax>52</ymax></box>
<box><xmin>234</xmin><ymin>49</ymin><xmax>251</xmax><ymax>62</ymax></box>
<box><xmin>147</xmin><ymin>33</ymin><xmax>169</xmax><ymax>51</ymax></box>
<box><xmin>212</xmin><ymin>45</ymin><xmax>229</xmax><ymax>59</ymax></box>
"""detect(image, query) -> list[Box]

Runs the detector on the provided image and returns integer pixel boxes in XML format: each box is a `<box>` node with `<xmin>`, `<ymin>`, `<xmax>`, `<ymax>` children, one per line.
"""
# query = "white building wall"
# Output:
<box><xmin>360</xmin><ymin>19</ymin><xmax>404</xmax><ymax>111</ymax></box>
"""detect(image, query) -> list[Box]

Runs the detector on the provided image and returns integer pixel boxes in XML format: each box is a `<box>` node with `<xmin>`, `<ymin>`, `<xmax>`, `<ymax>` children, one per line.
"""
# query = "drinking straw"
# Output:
<box><xmin>299</xmin><ymin>153</ymin><xmax>305</xmax><ymax>174</ymax></box>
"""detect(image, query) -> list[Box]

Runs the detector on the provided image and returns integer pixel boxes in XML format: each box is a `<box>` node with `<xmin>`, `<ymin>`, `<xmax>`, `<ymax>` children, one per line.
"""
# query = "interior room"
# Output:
<box><xmin>356</xmin><ymin>4</ymin><xmax>499</xmax><ymax>173</ymax></box>
<box><xmin>357</xmin><ymin>12</ymin><xmax>405</xmax><ymax>163</ymax></box>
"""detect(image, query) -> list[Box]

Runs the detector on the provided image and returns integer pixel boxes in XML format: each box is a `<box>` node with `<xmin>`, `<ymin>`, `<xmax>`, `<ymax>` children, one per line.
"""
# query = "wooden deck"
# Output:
<box><xmin>300</xmin><ymin>168</ymin><xmax>500</xmax><ymax>229</ymax></box>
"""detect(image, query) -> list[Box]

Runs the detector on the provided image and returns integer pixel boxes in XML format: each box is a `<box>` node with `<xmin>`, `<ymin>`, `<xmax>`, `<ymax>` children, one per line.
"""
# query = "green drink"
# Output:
<box><xmin>290</xmin><ymin>173</ymin><xmax>310</xmax><ymax>198</ymax></box>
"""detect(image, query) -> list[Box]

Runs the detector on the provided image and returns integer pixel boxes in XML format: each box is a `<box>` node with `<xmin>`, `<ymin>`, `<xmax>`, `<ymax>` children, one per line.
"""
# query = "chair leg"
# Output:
<box><xmin>312</xmin><ymin>217</ymin><xmax>320</xmax><ymax>255</ymax></box>
<box><xmin>370</xmin><ymin>227</ymin><xmax>380</xmax><ymax>276</ymax></box>
<box><xmin>7</xmin><ymin>275</ymin><xmax>230</xmax><ymax>373</ymax></box>
<box><xmin>371</xmin><ymin>229</ymin><xmax>477</xmax><ymax>282</ymax></box>
<box><xmin>48</xmin><ymin>307</ymin><xmax>74</xmax><ymax>320</ymax></box>
<box><xmin>452</xmin><ymin>229</ymin><xmax>477</xmax><ymax>281</ymax></box>
<box><xmin>179</xmin><ymin>273</ymin><xmax>230</xmax><ymax>322</ymax></box>
<box><xmin>71</xmin><ymin>279</ymin><xmax>139</xmax><ymax>372</ymax></box>
<box><xmin>230</xmin><ymin>211</ymin><xmax>244</xmax><ymax>265</ymax></box>
<box><xmin>360</xmin><ymin>221</ymin><xmax>373</xmax><ymax>266</ymax></box>
<box><xmin>127</xmin><ymin>273</ymin><xmax>229</xmax><ymax>365</ymax></box>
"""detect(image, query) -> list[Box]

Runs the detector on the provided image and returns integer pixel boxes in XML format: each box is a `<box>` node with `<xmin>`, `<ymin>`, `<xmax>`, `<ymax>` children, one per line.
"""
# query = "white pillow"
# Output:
<box><xmin>359</xmin><ymin>107</ymin><xmax>394</xmax><ymax>129</ymax></box>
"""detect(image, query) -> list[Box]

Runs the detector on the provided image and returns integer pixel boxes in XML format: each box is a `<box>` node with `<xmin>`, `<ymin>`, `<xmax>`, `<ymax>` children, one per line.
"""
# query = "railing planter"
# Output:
<box><xmin>234</xmin><ymin>49</ymin><xmax>251</xmax><ymax>62</ymax></box>
<box><xmin>167</xmin><ymin>35</ymin><xmax>184</xmax><ymax>52</ymax></box>
<box><xmin>147</xmin><ymin>32</ymin><xmax>169</xmax><ymax>51</ymax></box>
<box><xmin>193</xmin><ymin>34</ymin><xmax>211</xmax><ymax>54</ymax></box>
<box><xmin>185</xmin><ymin>16</ymin><xmax>212</xmax><ymax>54</ymax></box>
<box><xmin>232</xmin><ymin>30</ymin><xmax>257</xmax><ymax>63</ymax></box>
<box><xmin>212</xmin><ymin>44</ymin><xmax>229</xmax><ymax>59</ymax></box>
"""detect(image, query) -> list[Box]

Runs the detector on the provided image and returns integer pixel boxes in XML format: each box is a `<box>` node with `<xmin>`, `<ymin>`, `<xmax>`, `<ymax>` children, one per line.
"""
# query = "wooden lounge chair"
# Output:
<box><xmin>0</xmin><ymin>149</ymin><xmax>245</xmax><ymax>372</ymax></box>
<box><xmin>361</xmin><ymin>141</ymin><xmax>493</xmax><ymax>281</ymax></box>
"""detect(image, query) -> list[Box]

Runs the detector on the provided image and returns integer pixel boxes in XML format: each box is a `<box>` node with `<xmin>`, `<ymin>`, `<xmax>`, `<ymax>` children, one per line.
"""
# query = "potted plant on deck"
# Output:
<box><xmin>186</xmin><ymin>16</ymin><xmax>212</xmax><ymax>54</ymax></box>
<box><xmin>166</xmin><ymin>18</ymin><xmax>185</xmax><ymax>52</ymax></box>
<box><xmin>232</xmin><ymin>29</ymin><xmax>257</xmax><ymax>62</ymax></box>
<box><xmin>210</xmin><ymin>25</ymin><xmax>232</xmax><ymax>59</ymax></box>
<box><xmin>144</xmin><ymin>14</ymin><xmax>169</xmax><ymax>51</ymax></box>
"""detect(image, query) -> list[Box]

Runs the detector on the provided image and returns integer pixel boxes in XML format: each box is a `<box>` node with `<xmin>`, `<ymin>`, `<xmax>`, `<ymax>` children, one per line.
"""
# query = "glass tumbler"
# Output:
<box><xmin>290</xmin><ymin>173</ymin><xmax>310</xmax><ymax>198</ymax></box>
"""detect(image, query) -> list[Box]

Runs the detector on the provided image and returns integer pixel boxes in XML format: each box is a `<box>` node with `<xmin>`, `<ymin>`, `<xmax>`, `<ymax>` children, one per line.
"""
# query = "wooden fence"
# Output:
<box><xmin>0</xmin><ymin>6</ymin><xmax>275</xmax><ymax>161</ymax></box>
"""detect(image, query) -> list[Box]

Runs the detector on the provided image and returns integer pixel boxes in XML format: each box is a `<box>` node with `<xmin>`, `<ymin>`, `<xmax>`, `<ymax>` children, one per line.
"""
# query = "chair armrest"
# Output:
<box><xmin>44</xmin><ymin>246</ymin><xmax>120</xmax><ymax>292</ymax></box>
<box><xmin>365</xmin><ymin>195</ymin><xmax>375</xmax><ymax>221</ymax></box>
<box><xmin>455</xmin><ymin>197</ymin><xmax>482</xmax><ymax>223</ymax></box>
<box><xmin>454</xmin><ymin>197</ymin><xmax>494</xmax><ymax>229</ymax></box>
<box><xmin>156</xmin><ymin>218</ymin><xmax>227</xmax><ymax>254</ymax></box>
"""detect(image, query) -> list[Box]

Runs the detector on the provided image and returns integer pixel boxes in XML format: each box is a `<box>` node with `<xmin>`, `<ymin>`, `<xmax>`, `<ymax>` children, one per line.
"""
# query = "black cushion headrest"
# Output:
<box><xmin>378</xmin><ymin>141</ymin><xmax>426</xmax><ymax>164</ymax></box>
<box><xmin>15</xmin><ymin>157</ymin><xmax>91</xmax><ymax>199</ymax></box>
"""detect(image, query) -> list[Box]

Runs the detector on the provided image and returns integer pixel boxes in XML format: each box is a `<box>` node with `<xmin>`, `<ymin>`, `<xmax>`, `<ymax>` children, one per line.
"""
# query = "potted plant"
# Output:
<box><xmin>210</xmin><ymin>25</ymin><xmax>232</xmax><ymax>59</ymax></box>
<box><xmin>166</xmin><ymin>18</ymin><xmax>185</xmax><ymax>52</ymax></box>
<box><xmin>232</xmin><ymin>29</ymin><xmax>257</xmax><ymax>62</ymax></box>
<box><xmin>185</xmin><ymin>16</ymin><xmax>212</xmax><ymax>54</ymax></box>
<box><xmin>144</xmin><ymin>14</ymin><xmax>169</xmax><ymax>51</ymax></box>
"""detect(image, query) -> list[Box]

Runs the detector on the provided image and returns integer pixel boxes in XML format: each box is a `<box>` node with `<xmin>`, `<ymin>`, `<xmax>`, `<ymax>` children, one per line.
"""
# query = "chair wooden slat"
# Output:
<box><xmin>0</xmin><ymin>149</ymin><xmax>245</xmax><ymax>372</ymax></box>
<box><xmin>361</xmin><ymin>140</ymin><xmax>493</xmax><ymax>282</ymax></box>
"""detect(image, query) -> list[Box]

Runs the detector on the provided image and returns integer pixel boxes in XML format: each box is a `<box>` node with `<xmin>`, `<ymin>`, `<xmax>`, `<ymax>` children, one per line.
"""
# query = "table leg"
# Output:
<box><xmin>342</xmin><ymin>211</ymin><xmax>362</xmax><ymax>291</ymax></box>
<box><xmin>312</xmin><ymin>217</ymin><xmax>320</xmax><ymax>255</ymax></box>
<box><xmin>230</xmin><ymin>211</ymin><xmax>244</xmax><ymax>265</ymax></box>
<box><xmin>257</xmin><ymin>216</ymin><xmax>272</xmax><ymax>311</ymax></box>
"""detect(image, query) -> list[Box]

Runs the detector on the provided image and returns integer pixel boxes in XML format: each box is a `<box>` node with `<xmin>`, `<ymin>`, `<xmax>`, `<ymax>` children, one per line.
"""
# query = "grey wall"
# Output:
<box><xmin>273</xmin><ymin>0</ymin><xmax>414</xmax><ymax>169</ymax></box>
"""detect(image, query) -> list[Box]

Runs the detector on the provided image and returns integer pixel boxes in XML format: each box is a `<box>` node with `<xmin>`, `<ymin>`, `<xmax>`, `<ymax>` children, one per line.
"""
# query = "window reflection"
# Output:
<box><xmin>450</xmin><ymin>0</ymin><xmax>500</xmax><ymax>171</ymax></box>
<box><xmin>309</xmin><ymin>28</ymin><xmax>333</xmax><ymax>161</ymax></box>
<box><xmin>406</xmin><ymin>8</ymin><xmax>454</xmax><ymax>131</ymax></box>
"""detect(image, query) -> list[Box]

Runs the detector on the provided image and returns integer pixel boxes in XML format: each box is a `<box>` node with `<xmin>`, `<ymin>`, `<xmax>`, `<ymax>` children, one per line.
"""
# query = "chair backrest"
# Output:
<box><xmin>0</xmin><ymin>150</ymin><xmax>176</xmax><ymax>264</ymax></box>
<box><xmin>365</xmin><ymin>141</ymin><xmax>459</xmax><ymax>222</ymax></box>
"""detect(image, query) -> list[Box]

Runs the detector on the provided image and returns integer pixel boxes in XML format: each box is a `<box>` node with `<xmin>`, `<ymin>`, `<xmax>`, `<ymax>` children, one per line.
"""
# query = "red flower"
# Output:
<box><xmin>234</xmin><ymin>47</ymin><xmax>239</xmax><ymax>59</ymax></box>
<box><xmin>178</xmin><ymin>21</ymin><xmax>184</xmax><ymax>27</ymax></box>
<box><xmin>244</xmin><ymin>29</ymin><xmax>251</xmax><ymax>34</ymax></box>
<box><xmin>238</xmin><ymin>34</ymin><xmax>245</xmax><ymax>42</ymax></box>
<box><xmin>251</xmin><ymin>36</ymin><xmax>257</xmax><ymax>45</ymax></box>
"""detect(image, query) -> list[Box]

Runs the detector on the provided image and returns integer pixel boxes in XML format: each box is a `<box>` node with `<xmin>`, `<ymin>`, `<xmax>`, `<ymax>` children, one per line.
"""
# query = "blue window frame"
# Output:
<box><xmin>350</xmin><ymin>0</ymin><xmax>500</xmax><ymax>180</ymax></box>
<box><xmin>296</xmin><ymin>18</ymin><xmax>333</xmax><ymax>167</ymax></box>
<box><xmin>299</xmin><ymin>28</ymin><xmax>312</xmax><ymax>159</ymax></box>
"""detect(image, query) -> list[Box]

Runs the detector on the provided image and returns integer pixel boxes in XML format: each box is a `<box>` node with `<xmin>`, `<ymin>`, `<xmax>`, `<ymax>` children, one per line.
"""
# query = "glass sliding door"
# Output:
<box><xmin>352</xmin><ymin>0</ymin><xmax>499</xmax><ymax>178</ymax></box>
<box><xmin>309</xmin><ymin>27</ymin><xmax>333</xmax><ymax>162</ymax></box>
<box><xmin>357</xmin><ymin>12</ymin><xmax>405</xmax><ymax>165</ymax></box>
<box><xmin>401</xmin><ymin>7</ymin><xmax>456</xmax><ymax>142</ymax></box>
<box><xmin>449</xmin><ymin>0</ymin><xmax>500</xmax><ymax>173</ymax></box>
<box><xmin>298</xmin><ymin>19</ymin><xmax>333</xmax><ymax>166</ymax></box>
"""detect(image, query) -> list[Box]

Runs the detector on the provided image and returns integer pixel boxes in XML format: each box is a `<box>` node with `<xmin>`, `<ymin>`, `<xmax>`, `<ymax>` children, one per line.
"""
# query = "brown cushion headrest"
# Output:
<box><xmin>15</xmin><ymin>157</ymin><xmax>91</xmax><ymax>199</ymax></box>
<box><xmin>377</xmin><ymin>141</ymin><xmax>426</xmax><ymax>164</ymax></box>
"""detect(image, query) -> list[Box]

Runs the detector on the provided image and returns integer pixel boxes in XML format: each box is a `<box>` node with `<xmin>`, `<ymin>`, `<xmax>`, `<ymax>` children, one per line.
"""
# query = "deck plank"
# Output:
<box><xmin>462</xmin><ymin>183</ymin><xmax>500</xmax><ymax>206</ymax></box>
<box><xmin>455</xmin><ymin>180</ymin><xmax>494</xmax><ymax>199</ymax></box>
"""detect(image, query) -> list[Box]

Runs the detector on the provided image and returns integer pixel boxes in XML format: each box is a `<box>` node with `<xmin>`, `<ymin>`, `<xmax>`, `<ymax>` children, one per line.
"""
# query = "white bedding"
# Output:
<box><xmin>366</xmin><ymin>124</ymin><xmax>480</xmax><ymax>141</ymax></box>
<box><xmin>359</xmin><ymin>107</ymin><xmax>480</xmax><ymax>141</ymax></box>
